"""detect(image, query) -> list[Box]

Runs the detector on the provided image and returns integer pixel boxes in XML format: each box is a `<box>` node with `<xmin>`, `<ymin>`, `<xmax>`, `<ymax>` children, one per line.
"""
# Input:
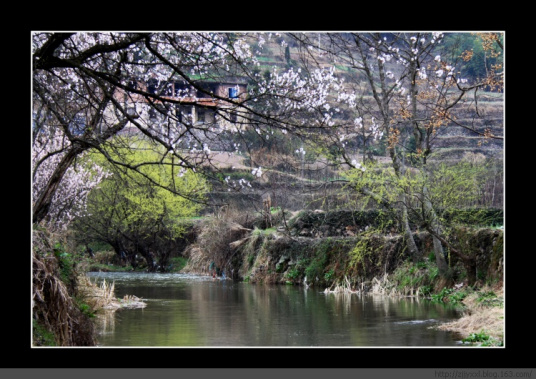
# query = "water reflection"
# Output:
<box><xmin>88</xmin><ymin>272</ymin><xmax>462</xmax><ymax>347</ymax></box>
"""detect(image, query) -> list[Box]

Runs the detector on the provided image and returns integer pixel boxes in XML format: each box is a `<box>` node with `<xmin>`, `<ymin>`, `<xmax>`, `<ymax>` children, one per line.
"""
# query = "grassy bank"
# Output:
<box><xmin>436</xmin><ymin>285</ymin><xmax>504</xmax><ymax>346</ymax></box>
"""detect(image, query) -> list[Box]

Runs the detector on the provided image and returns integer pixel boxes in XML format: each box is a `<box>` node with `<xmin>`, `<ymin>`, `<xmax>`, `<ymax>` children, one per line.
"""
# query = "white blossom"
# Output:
<box><xmin>252</xmin><ymin>167</ymin><xmax>263</xmax><ymax>178</ymax></box>
<box><xmin>417</xmin><ymin>68</ymin><xmax>428</xmax><ymax>80</ymax></box>
<box><xmin>32</xmin><ymin>129</ymin><xmax>110</xmax><ymax>231</ymax></box>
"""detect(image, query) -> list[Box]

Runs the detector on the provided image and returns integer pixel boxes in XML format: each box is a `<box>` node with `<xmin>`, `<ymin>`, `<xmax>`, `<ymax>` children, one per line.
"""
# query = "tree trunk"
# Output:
<box><xmin>422</xmin><ymin>185</ymin><xmax>449</xmax><ymax>276</ymax></box>
<box><xmin>426</xmin><ymin>227</ymin><xmax>477</xmax><ymax>286</ymax></box>
<box><xmin>33</xmin><ymin>147</ymin><xmax>81</xmax><ymax>225</ymax></box>
<box><xmin>401</xmin><ymin>197</ymin><xmax>421</xmax><ymax>262</ymax></box>
<box><xmin>463</xmin><ymin>257</ymin><xmax>477</xmax><ymax>286</ymax></box>
<box><xmin>432</xmin><ymin>234</ymin><xmax>449</xmax><ymax>275</ymax></box>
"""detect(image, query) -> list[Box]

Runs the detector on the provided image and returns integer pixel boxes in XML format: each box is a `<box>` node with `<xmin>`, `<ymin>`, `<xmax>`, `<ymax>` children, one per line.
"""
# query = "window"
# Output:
<box><xmin>228</xmin><ymin>87</ymin><xmax>238</xmax><ymax>99</ymax></box>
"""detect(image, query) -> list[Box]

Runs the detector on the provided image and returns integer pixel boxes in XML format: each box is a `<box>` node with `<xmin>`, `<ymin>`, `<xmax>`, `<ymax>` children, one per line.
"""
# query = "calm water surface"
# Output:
<box><xmin>88</xmin><ymin>272</ymin><xmax>463</xmax><ymax>347</ymax></box>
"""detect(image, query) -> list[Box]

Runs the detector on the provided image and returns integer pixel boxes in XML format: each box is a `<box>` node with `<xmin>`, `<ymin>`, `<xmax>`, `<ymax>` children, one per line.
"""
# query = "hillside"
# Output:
<box><xmin>244</xmin><ymin>33</ymin><xmax>504</xmax><ymax>163</ymax></box>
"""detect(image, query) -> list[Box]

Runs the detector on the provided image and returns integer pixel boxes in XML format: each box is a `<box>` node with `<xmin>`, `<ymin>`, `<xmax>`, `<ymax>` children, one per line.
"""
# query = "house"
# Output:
<box><xmin>118</xmin><ymin>76</ymin><xmax>249</xmax><ymax>135</ymax></box>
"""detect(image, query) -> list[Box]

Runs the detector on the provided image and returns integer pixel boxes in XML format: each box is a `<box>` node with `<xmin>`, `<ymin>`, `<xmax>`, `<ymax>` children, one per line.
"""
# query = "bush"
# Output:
<box><xmin>430</xmin><ymin>287</ymin><xmax>467</xmax><ymax>305</ymax></box>
<box><xmin>167</xmin><ymin>256</ymin><xmax>188</xmax><ymax>273</ymax></box>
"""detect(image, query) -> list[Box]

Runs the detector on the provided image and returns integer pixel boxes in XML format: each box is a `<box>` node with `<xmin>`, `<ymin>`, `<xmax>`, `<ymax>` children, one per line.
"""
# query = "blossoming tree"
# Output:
<box><xmin>286</xmin><ymin>32</ymin><xmax>503</xmax><ymax>278</ymax></box>
<box><xmin>32</xmin><ymin>32</ymin><xmax>350</xmax><ymax>229</ymax></box>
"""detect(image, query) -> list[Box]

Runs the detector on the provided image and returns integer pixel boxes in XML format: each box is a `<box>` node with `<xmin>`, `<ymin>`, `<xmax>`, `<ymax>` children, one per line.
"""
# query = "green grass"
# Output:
<box><xmin>168</xmin><ymin>256</ymin><xmax>188</xmax><ymax>272</ymax></box>
<box><xmin>462</xmin><ymin>331</ymin><xmax>503</xmax><ymax>347</ymax></box>
<box><xmin>252</xmin><ymin>227</ymin><xmax>277</xmax><ymax>235</ymax></box>
<box><xmin>476</xmin><ymin>290</ymin><xmax>503</xmax><ymax>307</ymax></box>
<box><xmin>33</xmin><ymin>320</ymin><xmax>56</xmax><ymax>346</ymax></box>
<box><xmin>430</xmin><ymin>287</ymin><xmax>467</xmax><ymax>305</ymax></box>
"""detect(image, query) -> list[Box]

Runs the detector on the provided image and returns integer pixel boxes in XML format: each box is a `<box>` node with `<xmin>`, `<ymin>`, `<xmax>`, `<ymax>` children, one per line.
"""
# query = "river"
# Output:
<box><xmin>88</xmin><ymin>271</ymin><xmax>463</xmax><ymax>347</ymax></box>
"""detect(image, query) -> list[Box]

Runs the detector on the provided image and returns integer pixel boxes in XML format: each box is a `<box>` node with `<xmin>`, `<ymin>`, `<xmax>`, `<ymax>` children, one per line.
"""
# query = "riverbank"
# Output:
<box><xmin>435</xmin><ymin>284</ymin><xmax>504</xmax><ymax>346</ymax></box>
<box><xmin>178</xmin><ymin>213</ymin><xmax>504</xmax><ymax>346</ymax></box>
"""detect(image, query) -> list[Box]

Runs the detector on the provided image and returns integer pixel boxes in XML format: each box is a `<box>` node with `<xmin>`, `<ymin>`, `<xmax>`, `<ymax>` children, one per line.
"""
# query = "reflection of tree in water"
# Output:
<box><xmin>92</xmin><ymin>274</ymin><xmax>461</xmax><ymax>346</ymax></box>
<box><xmin>94</xmin><ymin>311</ymin><xmax>116</xmax><ymax>338</ymax></box>
<box><xmin>329</xmin><ymin>291</ymin><xmax>355</xmax><ymax>316</ymax></box>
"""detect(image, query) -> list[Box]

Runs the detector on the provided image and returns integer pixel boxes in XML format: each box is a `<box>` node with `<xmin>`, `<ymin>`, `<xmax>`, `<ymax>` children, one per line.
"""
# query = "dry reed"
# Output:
<box><xmin>33</xmin><ymin>249</ymin><xmax>96</xmax><ymax>346</ymax></box>
<box><xmin>436</xmin><ymin>286</ymin><xmax>504</xmax><ymax>341</ymax></box>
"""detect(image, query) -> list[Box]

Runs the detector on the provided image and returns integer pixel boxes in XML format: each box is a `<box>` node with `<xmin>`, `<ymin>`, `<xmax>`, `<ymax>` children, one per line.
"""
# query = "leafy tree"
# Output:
<box><xmin>73</xmin><ymin>138</ymin><xmax>208</xmax><ymax>271</ymax></box>
<box><xmin>345</xmin><ymin>158</ymin><xmax>490</xmax><ymax>285</ymax></box>
<box><xmin>286</xmin><ymin>32</ymin><xmax>503</xmax><ymax>279</ymax></box>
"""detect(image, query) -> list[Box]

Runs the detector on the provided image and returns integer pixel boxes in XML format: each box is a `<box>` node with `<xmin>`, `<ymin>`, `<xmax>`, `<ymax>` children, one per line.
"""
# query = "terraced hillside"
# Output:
<box><xmin>245</xmin><ymin>33</ymin><xmax>504</xmax><ymax>163</ymax></box>
<box><xmin>432</xmin><ymin>91</ymin><xmax>504</xmax><ymax>162</ymax></box>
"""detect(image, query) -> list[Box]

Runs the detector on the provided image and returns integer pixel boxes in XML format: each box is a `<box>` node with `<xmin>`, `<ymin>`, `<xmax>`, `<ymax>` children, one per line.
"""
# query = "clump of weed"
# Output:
<box><xmin>476</xmin><ymin>290</ymin><xmax>503</xmax><ymax>308</ymax></box>
<box><xmin>348</xmin><ymin>232</ymin><xmax>380</xmax><ymax>277</ymax></box>
<box><xmin>430</xmin><ymin>287</ymin><xmax>467</xmax><ymax>305</ymax></box>
<box><xmin>462</xmin><ymin>330</ymin><xmax>503</xmax><ymax>347</ymax></box>
<box><xmin>304</xmin><ymin>238</ymin><xmax>332</xmax><ymax>283</ymax></box>
<box><xmin>389</xmin><ymin>257</ymin><xmax>440</xmax><ymax>297</ymax></box>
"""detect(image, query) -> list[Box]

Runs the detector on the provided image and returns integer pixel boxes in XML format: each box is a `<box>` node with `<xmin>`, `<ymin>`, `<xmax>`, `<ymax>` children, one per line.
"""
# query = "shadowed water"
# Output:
<box><xmin>88</xmin><ymin>272</ymin><xmax>463</xmax><ymax>347</ymax></box>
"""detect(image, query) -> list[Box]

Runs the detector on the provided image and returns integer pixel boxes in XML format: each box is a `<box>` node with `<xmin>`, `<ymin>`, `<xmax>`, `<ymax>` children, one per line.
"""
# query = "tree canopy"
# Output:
<box><xmin>73</xmin><ymin>138</ymin><xmax>208</xmax><ymax>270</ymax></box>
<box><xmin>32</xmin><ymin>31</ymin><xmax>503</xmax><ymax>279</ymax></box>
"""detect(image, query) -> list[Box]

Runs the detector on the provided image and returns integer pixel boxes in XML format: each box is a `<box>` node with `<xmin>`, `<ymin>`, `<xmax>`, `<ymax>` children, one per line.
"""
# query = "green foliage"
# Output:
<box><xmin>348</xmin><ymin>231</ymin><xmax>379</xmax><ymax>276</ymax></box>
<box><xmin>76</xmin><ymin>138</ymin><xmax>208</xmax><ymax>267</ymax></box>
<box><xmin>428</xmin><ymin>265</ymin><xmax>439</xmax><ymax>282</ymax></box>
<box><xmin>442</xmin><ymin>208</ymin><xmax>503</xmax><ymax>228</ymax></box>
<box><xmin>33</xmin><ymin>319</ymin><xmax>56</xmax><ymax>346</ymax></box>
<box><xmin>53</xmin><ymin>242</ymin><xmax>77</xmax><ymax>291</ymax></box>
<box><xmin>247</xmin><ymin>253</ymin><xmax>255</xmax><ymax>267</ymax></box>
<box><xmin>251</xmin><ymin>227</ymin><xmax>264</xmax><ymax>236</ymax></box>
<box><xmin>389</xmin><ymin>258</ymin><xmax>463</xmax><ymax>298</ymax></box>
<box><xmin>440</xmin><ymin>33</ymin><xmax>503</xmax><ymax>83</ymax></box>
<box><xmin>476</xmin><ymin>291</ymin><xmax>503</xmax><ymax>308</ymax></box>
<box><xmin>92</xmin><ymin>138</ymin><xmax>207</xmax><ymax>227</ymax></box>
<box><xmin>430</xmin><ymin>287</ymin><xmax>467</xmax><ymax>305</ymax></box>
<box><xmin>419</xmin><ymin>285</ymin><xmax>433</xmax><ymax>297</ymax></box>
<box><xmin>75</xmin><ymin>299</ymin><xmax>95</xmax><ymax>318</ymax></box>
<box><xmin>270</xmin><ymin>206</ymin><xmax>281</xmax><ymax>214</ymax></box>
<box><xmin>286</xmin><ymin>267</ymin><xmax>300</xmax><ymax>280</ymax></box>
<box><xmin>345</xmin><ymin>158</ymin><xmax>490</xmax><ymax>229</ymax></box>
<box><xmin>391</xmin><ymin>259</ymin><xmax>432</xmax><ymax>294</ymax></box>
<box><xmin>428</xmin><ymin>162</ymin><xmax>483</xmax><ymax>210</ymax></box>
<box><xmin>324</xmin><ymin>269</ymin><xmax>335</xmax><ymax>282</ymax></box>
<box><xmin>462</xmin><ymin>331</ymin><xmax>490</xmax><ymax>344</ymax></box>
<box><xmin>305</xmin><ymin>239</ymin><xmax>332</xmax><ymax>281</ymax></box>
<box><xmin>167</xmin><ymin>256</ymin><xmax>188</xmax><ymax>272</ymax></box>
<box><xmin>461</xmin><ymin>330</ymin><xmax>502</xmax><ymax>346</ymax></box>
